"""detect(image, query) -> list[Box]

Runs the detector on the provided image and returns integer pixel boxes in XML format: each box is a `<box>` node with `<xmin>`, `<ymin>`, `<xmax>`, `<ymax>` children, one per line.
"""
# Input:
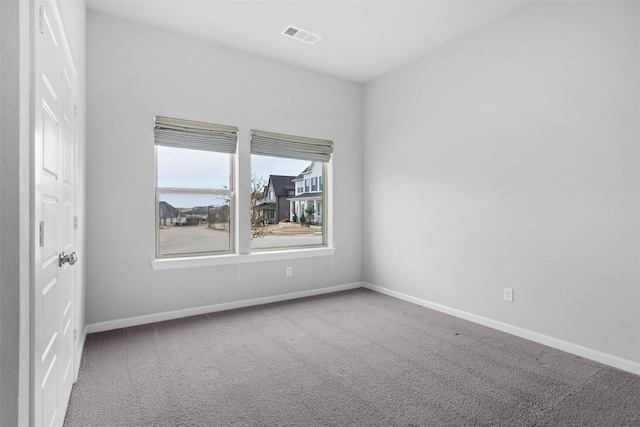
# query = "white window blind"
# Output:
<box><xmin>251</xmin><ymin>129</ymin><xmax>333</xmax><ymax>162</ymax></box>
<box><xmin>154</xmin><ymin>116</ymin><xmax>238</xmax><ymax>153</ymax></box>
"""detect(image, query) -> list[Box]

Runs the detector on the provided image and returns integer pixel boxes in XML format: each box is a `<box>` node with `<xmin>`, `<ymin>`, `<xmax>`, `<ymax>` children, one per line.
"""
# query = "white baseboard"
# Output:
<box><xmin>73</xmin><ymin>325</ymin><xmax>87</xmax><ymax>382</ymax></box>
<box><xmin>85</xmin><ymin>282</ymin><xmax>364</xmax><ymax>334</ymax></box>
<box><xmin>362</xmin><ymin>282</ymin><xmax>640</xmax><ymax>376</ymax></box>
<box><xmin>82</xmin><ymin>281</ymin><xmax>639</xmax><ymax>376</ymax></box>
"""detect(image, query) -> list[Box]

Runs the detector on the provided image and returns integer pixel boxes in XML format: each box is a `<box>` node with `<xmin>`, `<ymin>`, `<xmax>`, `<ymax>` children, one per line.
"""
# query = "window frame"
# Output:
<box><xmin>150</xmin><ymin>159</ymin><xmax>334</xmax><ymax>270</ymax></box>
<box><xmin>151</xmin><ymin>123</ymin><xmax>335</xmax><ymax>270</ymax></box>
<box><xmin>155</xmin><ymin>147</ymin><xmax>235</xmax><ymax>259</ymax></box>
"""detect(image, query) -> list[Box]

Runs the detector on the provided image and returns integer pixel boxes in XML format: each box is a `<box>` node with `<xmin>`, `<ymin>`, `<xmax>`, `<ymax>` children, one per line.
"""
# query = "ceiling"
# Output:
<box><xmin>86</xmin><ymin>0</ymin><xmax>531</xmax><ymax>83</ymax></box>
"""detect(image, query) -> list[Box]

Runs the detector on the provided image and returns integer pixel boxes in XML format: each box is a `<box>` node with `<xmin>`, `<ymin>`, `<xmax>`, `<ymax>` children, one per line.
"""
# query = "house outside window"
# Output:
<box><xmin>254</xmin><ymin>175</ymin><xmax>296</xmax><ymax>227</ymax></box>
<box><xmin>289</xmin><ymin>162</ymin><xmax>323</xmax><ymax>226</ymax></box>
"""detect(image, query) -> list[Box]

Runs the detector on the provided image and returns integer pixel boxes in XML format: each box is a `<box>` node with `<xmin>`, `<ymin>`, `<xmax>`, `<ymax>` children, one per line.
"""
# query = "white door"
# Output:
<box><xmin>33</xmin><ymin>1</ymin><xmax>77</xmax><ymax>426</ymax></box>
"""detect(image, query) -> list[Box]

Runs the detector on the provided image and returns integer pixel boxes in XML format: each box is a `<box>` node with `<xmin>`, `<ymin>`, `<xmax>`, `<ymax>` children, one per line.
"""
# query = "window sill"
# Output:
<box><xmin>150</xmin><ymin>247</ymin><xmax>336</xmax><ymax>271</ymax></box>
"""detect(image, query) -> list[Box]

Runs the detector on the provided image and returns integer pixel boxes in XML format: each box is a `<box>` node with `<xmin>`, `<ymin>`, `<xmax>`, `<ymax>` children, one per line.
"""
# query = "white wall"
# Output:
<box><xmin>86</xmin><ymin>11</ymin><xmax>363</xmax><ymax>324</ymax></box>
<box><xmin>364</xmin><ymin>1</ymin><xmax>639</xmax><ymax>365</ymax></box>
<box><xmin>0</xmin><ymin>2</ymin><xmax>24</xmax><ymax>424</ymax></box>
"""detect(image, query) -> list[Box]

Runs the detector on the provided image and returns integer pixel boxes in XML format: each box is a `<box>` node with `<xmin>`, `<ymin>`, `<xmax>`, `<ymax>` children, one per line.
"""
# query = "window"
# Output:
<box><xmin>154</xmin><ymin>118</ymin><xmax>333</xmax><ymax>261</ymax></box>
<box><xmin>155</xmin><ymin>116</ymin><xmax>237</xmax><ymax>258</ymax></box>
<box><xmin>250</xmin><ymin>129</ymin><xmax>333</xmax><ymax>251</ymax></box>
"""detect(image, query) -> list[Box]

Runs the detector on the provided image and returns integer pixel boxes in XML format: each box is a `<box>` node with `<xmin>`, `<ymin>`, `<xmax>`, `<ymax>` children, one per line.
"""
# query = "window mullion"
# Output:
<box><xmin>158</xmin><ymin>187</ymin><xmax>230</xmax><ymax>196</ymax></box>
<box><xmin>237</xmin><ymin>130</ymin><xmax>252</xmax><ymax>255</ymax></box>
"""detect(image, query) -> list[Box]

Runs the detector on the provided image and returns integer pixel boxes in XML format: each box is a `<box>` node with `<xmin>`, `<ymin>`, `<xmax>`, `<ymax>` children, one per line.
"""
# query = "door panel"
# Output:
<box><xmin>42</xmin><ymin>102</ymin><xmax>59</xmax><ymax>179</ymax></box>
<box><xmin>59</xmin><ymin>12</ymin><xmax>76</xmax><ymax>409</ymax></box>
<box><xmin>34</xmin><ymin>1</ymin><xmax>77</xmax><ymax>426</ymax></box>
<box><xmin>42</xmin><ymin>197</ymin><xmax>59</xmax><ymax>263</ymax></box>
<box><xmin>41</xmin><ymin>353</ymin><xmax>59</xmax><ymax>427</ymax></box>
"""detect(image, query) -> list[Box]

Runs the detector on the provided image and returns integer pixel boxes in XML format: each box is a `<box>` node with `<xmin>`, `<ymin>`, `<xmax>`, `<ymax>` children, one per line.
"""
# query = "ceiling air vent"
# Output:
<box><xmin>282</xmin><ymin>26</ymin><xmax>321</xmax><ymax>45</ymax></box>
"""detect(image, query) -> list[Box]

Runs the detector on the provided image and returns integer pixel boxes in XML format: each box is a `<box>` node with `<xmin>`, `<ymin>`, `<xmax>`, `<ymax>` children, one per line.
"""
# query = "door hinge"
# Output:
<box><xmin>39</xmin><ymin>5</ymin><xmax>44</xmax><ymax>34</ymax></box>
<box><xmin>74</xmin><ymin>216</ymin><xmax>78</xmax><ymax>230</ymax></box>
<box><xmin>74</xmin><ymin>104</ymin><xmax>78</xmax><ymax>117</ymax></box>
<box><xmin>73</xmin><ymin>329</ymin><xmax>77</xmax><ymax>342</ymax></box>
<box><xmin>39</xmin><ymin>221</ymin><xmax>44</xmax><ymax>247</ymax></box>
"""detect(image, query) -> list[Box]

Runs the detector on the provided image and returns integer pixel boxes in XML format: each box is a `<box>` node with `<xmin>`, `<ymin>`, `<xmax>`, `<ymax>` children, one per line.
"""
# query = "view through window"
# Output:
<box><xmin>155</xmin><ymin>118</ymin><xmax>331</xmax><ymax>258</ymax></box>
<box><xmin>251</xmin><ymin>155</ymin><xmax>325</xmax><ymax>250</ymax></box>
<box><xmin>157</xmin><ymin>146</ymin><xmax>232</xmax><ymax>257</ymax></box>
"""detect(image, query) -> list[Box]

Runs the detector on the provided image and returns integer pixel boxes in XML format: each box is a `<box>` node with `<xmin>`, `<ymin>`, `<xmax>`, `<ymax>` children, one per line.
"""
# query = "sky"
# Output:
<box><xmin>157</xmin><ymin>146</ymin><xmax>311</xmax><ymax>209</ymax></box>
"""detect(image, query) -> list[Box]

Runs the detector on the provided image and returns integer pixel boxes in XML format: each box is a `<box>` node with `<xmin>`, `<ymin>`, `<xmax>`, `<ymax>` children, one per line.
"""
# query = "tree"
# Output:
<box><xmin>207</xmin><ymin>205</ymin><xmax>230</xmax><ymax>230</ymax></box>
<box><xmin>207</xmin><ymin>211</ymin><xmax>217</xmax><ymax>229</ymax></box>
<box><xmin>250</xmin><ymin>175</ymin><xmax>267</xmax><ymax>239</ymax></box>
<box><xmin>208</xmin><ymin>187</ymin><xmax>231</xmax><ymax>231</ymax></box>
<box><xmin>304</xmin><ymin>205</ymin><xmax>316</xmax><ymax>224</ymax></box>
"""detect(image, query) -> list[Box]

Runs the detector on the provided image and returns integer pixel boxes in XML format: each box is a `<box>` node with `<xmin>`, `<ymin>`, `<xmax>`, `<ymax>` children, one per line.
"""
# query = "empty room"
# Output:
<box><xmin>1</xmin><ymin>0</ymin><xmax>639</xmax><ymax>426</ymax></box>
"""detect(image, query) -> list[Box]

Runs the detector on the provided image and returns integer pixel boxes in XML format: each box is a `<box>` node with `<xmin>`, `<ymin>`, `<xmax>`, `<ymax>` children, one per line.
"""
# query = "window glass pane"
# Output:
<box><xmin>251</xmin><ymin>154</ymin><xmax>324</xmax><ymax>250</ymax></box>
<box><xmin>157</xmin><ymin>146</ymin><xmax>230</xmax><ymax>189</ymax></box>
<box><xmin>158</xmin><ymin>192</ymin><xmax>231</xmax><ymax>256</ymax></box>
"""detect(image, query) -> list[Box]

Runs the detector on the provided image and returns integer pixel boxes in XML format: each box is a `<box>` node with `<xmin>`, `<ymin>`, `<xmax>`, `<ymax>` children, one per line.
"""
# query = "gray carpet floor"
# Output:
<box><xmin>64</xmin><ymin>288</ymin><xmax>640</xmax><ymax>426</ymax></box>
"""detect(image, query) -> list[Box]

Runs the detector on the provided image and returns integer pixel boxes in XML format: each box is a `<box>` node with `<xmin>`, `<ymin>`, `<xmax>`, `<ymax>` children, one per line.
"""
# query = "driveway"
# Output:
<box><xmin>159</xmin><ymin>224</ymin><xmax>322</xmax><ymax>254</ymax></box>
<box><xmin>159</xmin><ymin>224</ymin><xmax>230</xmax><ymax>255</ymax></box>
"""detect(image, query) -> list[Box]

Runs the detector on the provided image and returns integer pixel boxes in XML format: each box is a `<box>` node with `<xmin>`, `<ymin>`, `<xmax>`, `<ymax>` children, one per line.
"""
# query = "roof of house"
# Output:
<box><xmin>292</xmin><ymin>163</ymin><xmax>314</xmax><ymax>181</ymax></box>
<box><xmin>159</xmin><ymin>201</ymin><xmax>180</xmax><ymax>218</ymax></box>
<box><xmin>288</xmin><ymin>192</ymin><xmax>323</xmax><ymax>200</ymax></box>
<box><xmin>256</xmin><ymin>201</ymin><xmax>276</xmax><ymax>208</ymax></box>
<box><xmin>268</xmin><ymin>175</ymin><xmax>296</xmax><ymax>197</ymax></box>
<box><xmin>186</xmin><ymin>206</ymin><xmax>211</xmax><ymax>215</ymax></box>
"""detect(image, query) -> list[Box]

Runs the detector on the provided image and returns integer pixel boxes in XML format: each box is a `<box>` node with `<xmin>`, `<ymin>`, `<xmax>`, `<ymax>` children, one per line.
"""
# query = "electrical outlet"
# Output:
<box><xmin>503</xmin><ymin>287</ymin><xmax>514</xmax><ymax>302</ymax></box>
<box><xmin>286</xmin><ymin>266</ymin><xmax>293</xmax><ymax>277</ymax></box>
